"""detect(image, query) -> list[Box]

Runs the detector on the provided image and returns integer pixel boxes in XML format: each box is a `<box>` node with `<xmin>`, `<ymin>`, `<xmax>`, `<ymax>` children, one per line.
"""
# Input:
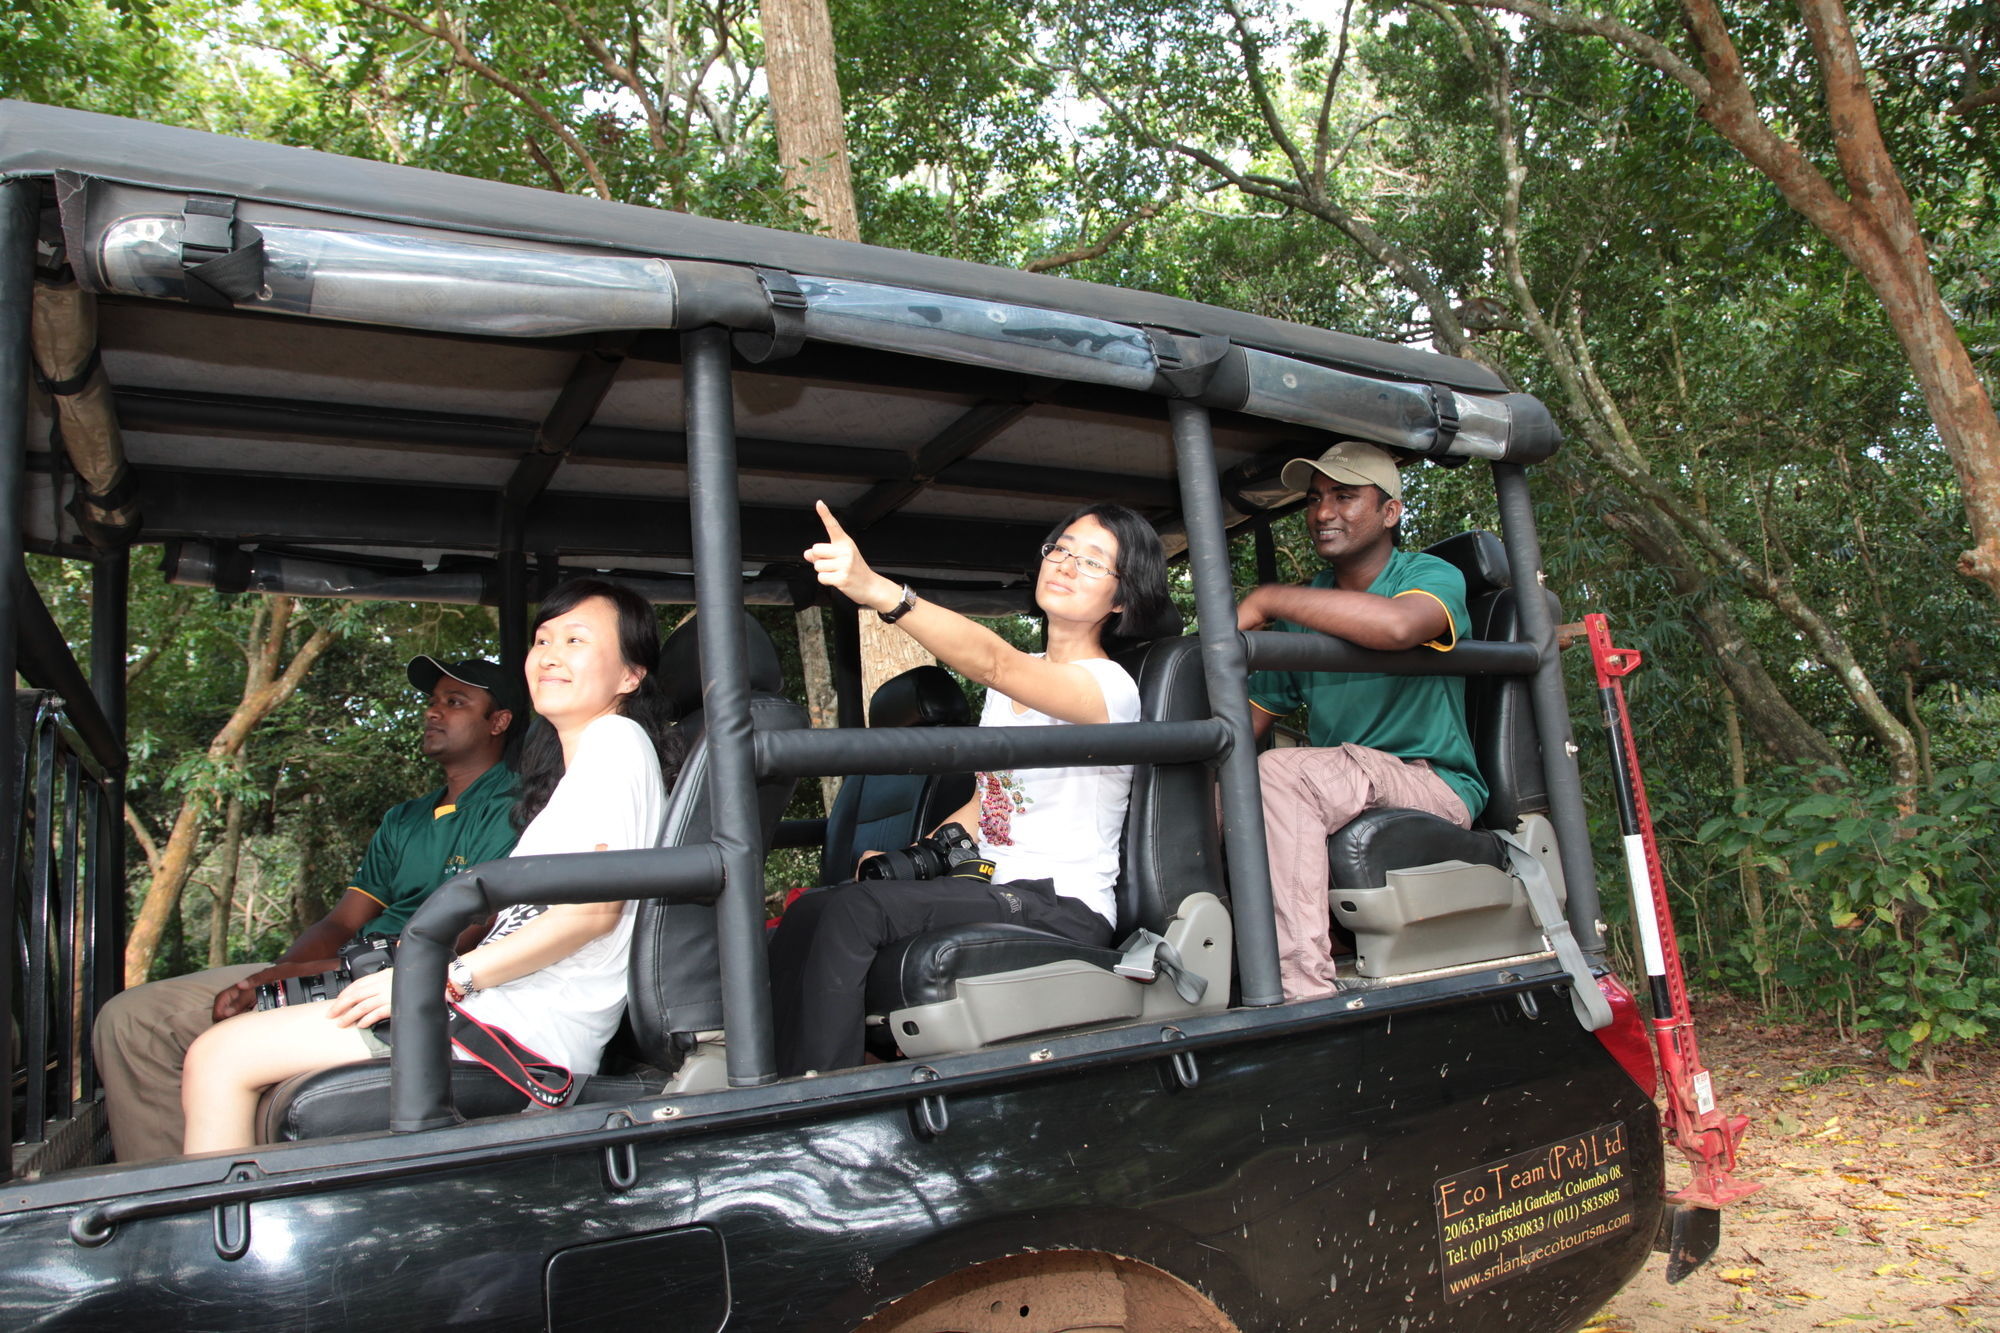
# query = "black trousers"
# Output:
<box><xmin>768</xmin><ymin>876</ymin><xmax>1114</xmax><ymax>1077</ymax></box>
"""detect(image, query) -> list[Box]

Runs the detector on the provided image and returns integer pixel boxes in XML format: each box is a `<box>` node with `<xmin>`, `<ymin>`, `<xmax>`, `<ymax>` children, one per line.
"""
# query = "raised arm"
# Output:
<box><xmin>806</xmin><ymin>501</ymin><xmax>1114</xmax><ymax>724</ymax></box>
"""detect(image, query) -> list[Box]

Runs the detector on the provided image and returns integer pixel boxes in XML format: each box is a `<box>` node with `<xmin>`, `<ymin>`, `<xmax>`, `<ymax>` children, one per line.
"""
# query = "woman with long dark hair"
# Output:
<box><xmin>769</xmin><ymin>501</ymin><xmax>1173</xmax><ymax>1076</ymax></box>
<box><xmin>182</xmin><ymin>579</ymin><xmax>680</xmax><ymax>1153</ymax></box>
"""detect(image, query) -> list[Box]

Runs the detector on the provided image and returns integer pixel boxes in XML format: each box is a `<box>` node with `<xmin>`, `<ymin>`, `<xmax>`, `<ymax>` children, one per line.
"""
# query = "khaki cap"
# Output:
<box><xmin>1280</xmin><ymin>441</ymin><xmax>1402</xmax><ymax>503</ymax></box>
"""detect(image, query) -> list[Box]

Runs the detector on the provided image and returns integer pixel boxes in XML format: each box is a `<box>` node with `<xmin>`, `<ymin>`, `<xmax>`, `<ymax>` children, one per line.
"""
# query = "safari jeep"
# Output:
<box><xmin>1</xmin><ymin>99</ymin><xmax>1706</xmax><ymax>1330</ymax></box>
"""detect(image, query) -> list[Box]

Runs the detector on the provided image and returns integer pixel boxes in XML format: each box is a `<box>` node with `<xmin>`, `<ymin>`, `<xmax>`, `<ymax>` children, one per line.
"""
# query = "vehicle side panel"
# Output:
<box><xmin>0</xmin><ymin>990</ymin><xmax>1660</xmax><ymax>1332</ymax></box>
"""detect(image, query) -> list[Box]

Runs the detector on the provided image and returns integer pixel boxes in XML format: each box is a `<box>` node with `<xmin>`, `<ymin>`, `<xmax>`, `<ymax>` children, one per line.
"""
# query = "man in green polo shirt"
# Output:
<box><xmin>94</xmin><ymin>656</ymin><xmax>525</xmax><ymax>1161</ymax></box>
<box><xmin>1237</xmin><ymin>441</ymin><xmax>1486</xmax><ymax>1002</ymax></box>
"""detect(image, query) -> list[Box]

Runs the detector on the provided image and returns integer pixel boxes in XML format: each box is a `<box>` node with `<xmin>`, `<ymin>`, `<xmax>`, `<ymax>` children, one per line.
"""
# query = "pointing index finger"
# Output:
<box><xmin>815</xmin><ymin>500</ymin><xmax>851</xmax><ymax>543</ymax></box>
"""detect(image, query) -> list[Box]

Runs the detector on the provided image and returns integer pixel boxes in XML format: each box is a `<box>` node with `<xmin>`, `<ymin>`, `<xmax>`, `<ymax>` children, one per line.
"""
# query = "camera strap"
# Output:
<box><xmin>442</xmin><ymin>1002</ymin><xmax>578</xmax><ymax>1109</ymax></box>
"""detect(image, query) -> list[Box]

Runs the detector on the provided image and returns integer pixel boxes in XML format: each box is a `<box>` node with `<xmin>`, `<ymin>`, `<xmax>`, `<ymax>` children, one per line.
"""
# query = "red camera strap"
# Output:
<box><xmin>441</xmin><ymin>1002</ymin><xmax>577</xmax><ymax>1109</ymax></box>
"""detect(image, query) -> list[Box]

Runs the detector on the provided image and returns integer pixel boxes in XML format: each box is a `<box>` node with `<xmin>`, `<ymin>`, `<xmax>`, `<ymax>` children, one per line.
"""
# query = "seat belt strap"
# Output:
<box><xmin>1113</xmin><ymin>928</ymin><xmax>1208</xmax><ymax>1005</ymax></box>
<box><xmin>1498</xmin><ymin>830</ymin><xmax>1612</xmax><ymax>1031</ymax></box>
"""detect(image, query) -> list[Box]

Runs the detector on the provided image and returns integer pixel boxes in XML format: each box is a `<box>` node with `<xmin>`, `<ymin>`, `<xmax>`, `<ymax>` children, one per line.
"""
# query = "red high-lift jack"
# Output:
<box><xmin>1583</xmin><ymin>614</ymin><xmax>1764</xmax><ymax>1227</ymax></box>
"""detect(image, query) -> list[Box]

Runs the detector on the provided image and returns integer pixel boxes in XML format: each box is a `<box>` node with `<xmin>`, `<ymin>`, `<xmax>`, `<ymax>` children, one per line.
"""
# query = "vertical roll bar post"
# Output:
<box><xmin>0</xmin><ymin>179</ymin><xmax>36</xmax><ymax>1176</ymax></box>
<box><xmin>497</xmin><ymin>548</ymin><xmax>528</xmax><ymax>675</ymax></box>
<box><xmin>89</xmin><ymin>550</ymin><xmax>129</xmax><ymax>1020</ymax></box>
<box><xmin>683</xmin><ymin>327</ymin><xmax>778</xmax><ymax>1085</ymax></box>
<box><xmin>830</xmin><ymin>597</ymin><xmax>864</xmax><ymax>729</ymax></box>
<box><xmin>1491</xmin><ymin>462</ymin><xmax>1603</xmax><ymax>952</ymax></box>
<box><xmin>1168</xmin><ymin>400</ymin><xmax>1283</xmax><ymax>1006</ymax></box>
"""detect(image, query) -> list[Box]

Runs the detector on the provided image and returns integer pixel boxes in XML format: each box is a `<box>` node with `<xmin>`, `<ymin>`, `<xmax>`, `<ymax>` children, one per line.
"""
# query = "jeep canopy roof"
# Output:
<box><xmin>0</xmin><ymin>99</ymin><xmax>1556</xmax><ymax>599</ymax></box>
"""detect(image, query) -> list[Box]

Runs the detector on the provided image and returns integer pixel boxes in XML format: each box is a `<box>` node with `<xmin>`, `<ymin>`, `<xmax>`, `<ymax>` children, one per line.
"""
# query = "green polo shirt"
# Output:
<box><xmin>348</xmin><ymin>760</ymin><xmax>519</xmax><ymax>938</ymax></box>
<box><xmin>1247</xmin><ymin>549</ymin><xmax>1488</xmax><ymax>820</ymax></box>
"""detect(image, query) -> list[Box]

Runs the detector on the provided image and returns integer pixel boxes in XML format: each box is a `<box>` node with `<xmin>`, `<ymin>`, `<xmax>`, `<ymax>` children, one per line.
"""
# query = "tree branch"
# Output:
<box><xmin>1219</xmin><ymin>0</ymin><xmax>1316</xmax><ymax>190</ymax></box>
<box><xmin>1795</xmin><ymin>0</ymin><xmax>1929</xmax><ymax>292</ymax></box>
<box><xmin>353</xmin><ymin>0</ymin><xmax>614</xmax><ymax>198</ymax></box>
<box><xmin>1024</xmin><ymin>201</ymin><xmax>1164</xmax><ymax>272</ymax></box>
<box><xmin>1310</xmin><ymin>0</ymin><xmax>1360</xmax><ymax>189</ymax></box>
<box><xmin>553</xmin><ymin>0</ymin><xmax>670</xmax><ymax>157</ymax></box>
<box><xmin>124</xmin><ymin>804</ymin><xmax>161</xmax><ymax>881</ymax></box>
<box><xmin>1951</xmin><ymin>84</ymin><xmax>2000</xmax><ymax>115</ymax></box>
<box><xmin>524</xmin><ymin>133</ymin><xmax>568</xmax><ymax>192</ymax></box>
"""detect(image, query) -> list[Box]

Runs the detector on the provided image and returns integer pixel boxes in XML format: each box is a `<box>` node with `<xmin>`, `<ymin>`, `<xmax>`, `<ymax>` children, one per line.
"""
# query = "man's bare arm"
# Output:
<box><xmin>1236</xmin><ymin>584</ymin><xmax>1448</xmax><ymax>651</ymax></box>
<box><xmin>212</xmin><ymin>889</ymin><xmax>384</xmax><ymax>1021</ymax></box>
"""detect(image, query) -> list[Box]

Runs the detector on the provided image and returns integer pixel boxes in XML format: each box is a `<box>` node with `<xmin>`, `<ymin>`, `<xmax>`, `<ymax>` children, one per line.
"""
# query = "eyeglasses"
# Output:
<box><xmin>1040</xmin><ymin>542</ymin><xmax>1118</xmax><ymax>580</ymax></box>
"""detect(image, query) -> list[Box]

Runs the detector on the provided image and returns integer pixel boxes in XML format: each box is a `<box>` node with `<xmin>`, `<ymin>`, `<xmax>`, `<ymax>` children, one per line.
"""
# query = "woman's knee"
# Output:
<box><xmin>183</xmin><ymin>1019</ymin><xmax>242</xmax><ymax>1093</ymax></box>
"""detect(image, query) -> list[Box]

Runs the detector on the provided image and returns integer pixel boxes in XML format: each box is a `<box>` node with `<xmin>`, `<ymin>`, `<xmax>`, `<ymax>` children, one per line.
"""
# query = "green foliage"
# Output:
<box><xmin>1693</xmin><ymin>762</ymin><xmax>2000</xmax><ymax>1067</ymax></box>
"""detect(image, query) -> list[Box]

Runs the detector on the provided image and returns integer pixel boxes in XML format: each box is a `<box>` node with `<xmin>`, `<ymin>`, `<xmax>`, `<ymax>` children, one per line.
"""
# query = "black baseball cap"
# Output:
<box><xmin>406</xmin><ymin>656</ymin><xmax>528</xmax><ymax>717</ymax></box>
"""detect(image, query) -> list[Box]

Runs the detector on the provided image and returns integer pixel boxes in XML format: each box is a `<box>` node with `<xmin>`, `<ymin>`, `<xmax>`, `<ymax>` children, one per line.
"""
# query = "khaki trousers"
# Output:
<box><xmin>93</xmin><ymin>963</ymin><xmax>263</xmax><ymax>1162</ymax></box>
<box><xmin>1259</xmin><ymin>744</ymin><xmax>1470</xmax><ymax>1003</ymax></box>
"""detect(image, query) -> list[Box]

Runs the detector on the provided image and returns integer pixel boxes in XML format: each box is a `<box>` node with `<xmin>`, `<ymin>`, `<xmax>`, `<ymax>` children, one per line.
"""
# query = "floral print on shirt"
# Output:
<box><xmin>976</xmin><ymin>769</ymin><xmax>1031</xmax><ymax>846</ymax></box>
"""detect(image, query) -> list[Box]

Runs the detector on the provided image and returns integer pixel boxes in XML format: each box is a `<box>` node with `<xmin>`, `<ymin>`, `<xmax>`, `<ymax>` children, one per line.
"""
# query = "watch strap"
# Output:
<box><xmin>879</xmin><ymin>584</ymin><xmax>918</xmax><ymax>624</ymax></box>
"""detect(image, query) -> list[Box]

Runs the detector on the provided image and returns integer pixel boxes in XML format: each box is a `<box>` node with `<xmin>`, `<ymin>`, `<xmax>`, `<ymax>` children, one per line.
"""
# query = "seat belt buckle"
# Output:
<box><xmin>1114</xmin><ymin>929</ymin><xmax>1167</xmax><ymax>981</ymax></box>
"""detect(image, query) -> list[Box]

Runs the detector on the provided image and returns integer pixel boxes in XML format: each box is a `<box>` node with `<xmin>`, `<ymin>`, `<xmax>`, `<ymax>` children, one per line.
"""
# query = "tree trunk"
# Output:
<box><xmin>1721</xmin><ymin>687</ymin><xmax>1771</xmax><ymax>1008</ymax></box>
<box><xmin>859</xmin><ymin>616</ymin><xmax>946</xmax><ymax>717</ymax></box>
<box><xmin>122</xmin><ymin>598</ymin><xmax>340</xmax><ymax>985</ymax></box>
<box><xmin>761</xmin><ymin>0</ymin><xmax>860</xmax><ymax>241</ymax></box>
<box><xmin>763</xmin><ymin>0</ymin><xmax>938</xmax><ymax>743</ymax></box>
<box><xmin>207</xmin><ymin>791</ymin><xmax>246</xmax><ymax>968</ymax></box>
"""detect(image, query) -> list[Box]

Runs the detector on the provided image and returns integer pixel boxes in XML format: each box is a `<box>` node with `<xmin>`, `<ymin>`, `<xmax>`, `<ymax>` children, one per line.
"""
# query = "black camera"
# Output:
<box><xmin>857</xmin><ymin>822</ymin><xmax>995</xmax><ymax>883</ymax></box>
<box><xmin>254</xmin><ymin>936</ymin><xmax>399</xmax><ymax>1011</ymax></box>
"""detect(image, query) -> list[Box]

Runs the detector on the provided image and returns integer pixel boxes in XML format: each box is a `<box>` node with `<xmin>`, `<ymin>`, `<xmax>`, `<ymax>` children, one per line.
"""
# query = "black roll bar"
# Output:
<box><xmin>0</xmin><ymin>177</ymin><xmax>36</xmax><ymax>1176</ymax></box>
<box><xmin>89</xmin><ymin>550</ymin><xmax>128</xmax><ymax>1020</ymax></box>
<box><xmin>829</xmin><ymin>598</ymin><xmax>864</xmax><ymax>729</ymax></box>
<box><xmin>1169</xmin><ymin>401</ymin><xmax>1284</xmax><ymax>1007</ymax></box>
<box><xmin>684</xmin><ymin>326</ymin><xmax>781</xmax><ymax>1086</ymax></box>
<box><xmin>1244</xmin><ymin>633</ymin><xmax>1539</xmax><ymax>679</ymax></box>
<box><xmin>387</xmin><ymin>845</ymin><xmax>725</xmax><ymax>1131</ymax></box>
<box><xmin>10</xmin><ymin>563</ymin><xmax>126</xmax><ymax>776</ymax></box>
<box><xmin>497</xmin><ymin>547</ymin><xmax>528</xmax><ymax>677</ymax></box>
<box><xmin>755</xmin><ymin>718</ymin><xmax>1231</xmax><ymax>780</ymax></box>
<box><xmin>1492</xmin><ymin>462</ymin><xmax>1603</xmax><ymax>953</ymax></box>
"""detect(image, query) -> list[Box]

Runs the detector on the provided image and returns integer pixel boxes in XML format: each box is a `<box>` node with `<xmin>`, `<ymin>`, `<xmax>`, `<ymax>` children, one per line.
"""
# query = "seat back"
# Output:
<box><xmin>1418</xmin><ymin>531</ymin><xmax>1553</xmax><ymax>829</ymax></box>
<box><xmin>1112</xmin><ymin>636</ymin><xmax>1223</xmax><ymax>935</ymax></box>
<box><xmin>820</xmin><ymin>665</ymin><xmax>974</xmax><ymax>882</ymax></box>
<box><xmin>624</xmin><ymin>613</ymin><xmax>807</xmax><ymax>1065</ymax></box>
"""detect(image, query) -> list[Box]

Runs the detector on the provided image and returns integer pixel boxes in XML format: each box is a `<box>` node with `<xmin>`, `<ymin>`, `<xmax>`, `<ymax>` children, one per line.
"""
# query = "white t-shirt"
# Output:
<box><xmin>454</xmin><ymin>713</ymin><xmax>666</xmax><ymax>1075</ymax></box>
<box><xmin>971</xmin><ymin>656</ymin><xmax>1140</xmax><ymax>927</ymax></box>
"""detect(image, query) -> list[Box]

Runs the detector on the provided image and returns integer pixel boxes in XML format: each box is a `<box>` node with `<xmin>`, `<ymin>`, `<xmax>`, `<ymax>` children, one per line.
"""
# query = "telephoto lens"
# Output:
<box><xmin>855</xmin><ymin>824</ymin><xmax>994</xmax><ymax>882</ymax></box>
<box><xmin>856</xmin><ymin>842</ymin><xmax>942</xmax><ymax>881</ymax></box>
<box><xmin>254</xmin><ymin>965</ymin><xmax>349</xmax><ymax>1010</ymax></box>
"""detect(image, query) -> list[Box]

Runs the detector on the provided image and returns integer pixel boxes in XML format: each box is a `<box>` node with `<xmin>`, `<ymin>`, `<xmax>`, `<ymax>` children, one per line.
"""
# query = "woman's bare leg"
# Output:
<box><xmin>182</xmin><ymin>1006</ymin><xmax>375</xmax><ymax>1154</ymax></box>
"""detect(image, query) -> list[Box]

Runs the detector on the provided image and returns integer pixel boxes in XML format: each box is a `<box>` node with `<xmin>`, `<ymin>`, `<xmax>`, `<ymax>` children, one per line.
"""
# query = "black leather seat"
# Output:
<box><xmin>819</xmin><ymin>665</ymin><xmax>974</xmax><ymax>883</ymax></box>
<box><xmin>1324</xmin><ymin>530</ymin><xmax>1552</xmax><ymax>889</ymax></box>
<box><xmin>258</xmin><ymin>613</ymin><xmax>807</xmax><ymax>1142</ymax></box>
<box><xmin>861</xmin><ymin>635</ymin><xmax>1232</xmax><ymax>1054</ymax></box>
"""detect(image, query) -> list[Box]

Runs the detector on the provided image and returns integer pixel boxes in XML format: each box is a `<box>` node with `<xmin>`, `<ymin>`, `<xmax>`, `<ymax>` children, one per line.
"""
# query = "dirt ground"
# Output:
<box><xmin>1588</xmin><ymin>999</ymin><xmax>2000</xmax><ymax>1332</ymax></box>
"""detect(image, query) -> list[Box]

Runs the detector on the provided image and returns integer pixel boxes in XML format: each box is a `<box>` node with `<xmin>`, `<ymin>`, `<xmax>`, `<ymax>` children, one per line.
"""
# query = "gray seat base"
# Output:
<box><xmin>1330</xmin><ymin>814</ymin><xmax>1565</xmax><ymax>978</ymax></box>
<box><xmin>879</xmin><ymin>893</ymin><xmax>1233</xmax><ymax>1058</ymax></box>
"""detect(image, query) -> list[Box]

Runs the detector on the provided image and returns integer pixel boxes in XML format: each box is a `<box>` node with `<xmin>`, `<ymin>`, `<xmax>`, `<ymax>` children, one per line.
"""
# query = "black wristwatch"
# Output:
<box><xmin>879</xmin><ymin>584</ymin><xmax>918</xmax><ymax>624</ymax></box>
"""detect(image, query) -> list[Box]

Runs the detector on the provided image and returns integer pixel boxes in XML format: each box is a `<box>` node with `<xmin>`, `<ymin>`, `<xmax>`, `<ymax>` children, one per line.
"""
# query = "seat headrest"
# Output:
<box><xmin>1115</xmin><ymin>600</ymin><xmax>1186</xmax><ymax>648</ymax></box>
<box><xmin>1421</xmin><ymin>531</ymin><xmax>1511</xmax><ymax>599</ymax></box>
<box><xmin>869</xmin><ymin>665</ymin><xmax>971</xmax><ymax>729</ymax></box>
<box><xmin>658</xmin><ymin>612</ymin><xmax>785</xmax><ymax>716</ymax></box>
